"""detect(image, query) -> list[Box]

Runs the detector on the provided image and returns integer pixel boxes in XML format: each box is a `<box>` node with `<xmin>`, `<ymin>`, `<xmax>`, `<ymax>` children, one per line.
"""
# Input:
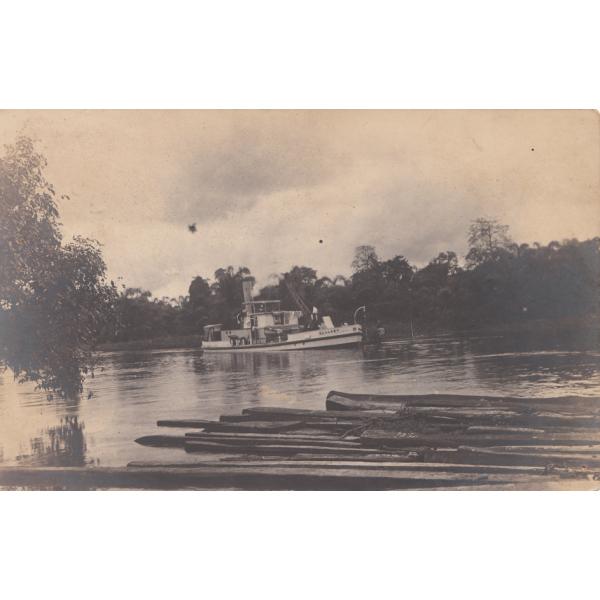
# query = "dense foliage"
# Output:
<box><xmin>0</xmin><ymin>137</ymin><xmax>117</xmax><ymax>397</ymax></box>
<box><xmin>105</xmin><ymin>219</ymin><xmax>599</xmax><ymax>343</ymax></box>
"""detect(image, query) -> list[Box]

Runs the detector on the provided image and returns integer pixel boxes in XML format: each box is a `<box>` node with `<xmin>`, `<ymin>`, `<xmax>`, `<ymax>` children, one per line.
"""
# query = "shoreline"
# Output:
<box><xmin>95</xmin><ymin>316</ymin><xmax>599</xmax><ymax>352</ymax></box>
<box><xmin>378</xmin><ymin>315</ymin><xmax>600</xmax><ymax>339</ymax></box>
<box><xmin>1</xmin><ymin>465</ymin><xmax>598</xmax><ymax>491</ymax></box>
<box><xmin>96</xmin><ymin>334</ymin><xmax>203</xmax><ymax>352</ymax></box>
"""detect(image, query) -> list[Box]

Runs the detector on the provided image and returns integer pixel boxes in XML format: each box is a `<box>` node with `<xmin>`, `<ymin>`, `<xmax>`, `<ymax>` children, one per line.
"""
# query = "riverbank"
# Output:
<box><xmin>2</xmin><ymin>465</ymin><xmax>598</xmax><ymax>490</ymax></box>
<box><xmin>94</xmin><ymin>316</ymin><xmax>599</xmax><ymax>353</ymax></box>
<box><xmin>96</xmin><ymin>334</ymin><xmax>203</xmax><ymax>352</ymax></box>
<box><xmin>379</xmin><ymin>315</ymin><xmax>600</xmax><ymax>340</ymax></box>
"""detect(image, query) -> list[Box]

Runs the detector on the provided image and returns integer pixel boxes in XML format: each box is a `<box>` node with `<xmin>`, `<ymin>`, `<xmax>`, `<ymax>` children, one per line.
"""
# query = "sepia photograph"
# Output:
<box><xmin>2</xmin><ymin>3</ymin><xmax>600</xmax><ymax>600</ymax></box>
<box><xmin>0</xmin><ymin>109</ymin><xmax>598</xmax><ymax>490</ymax></box>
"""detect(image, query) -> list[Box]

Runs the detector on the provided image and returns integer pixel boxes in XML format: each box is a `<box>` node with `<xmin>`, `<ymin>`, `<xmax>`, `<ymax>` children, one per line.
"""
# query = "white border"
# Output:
<box><xmin>1</xmin><ymin>1</ymin><xmax>598</xmax><ymax>108</ymax></box>
<box><xmin>1</xmin><ymin>1</ymin><xmax>599</xmax><ymax>599</ymax></box>
<box><xmin>2</xmin><ymin>491</ymin><xmax>600</xmax><ymax>599</ymax></box>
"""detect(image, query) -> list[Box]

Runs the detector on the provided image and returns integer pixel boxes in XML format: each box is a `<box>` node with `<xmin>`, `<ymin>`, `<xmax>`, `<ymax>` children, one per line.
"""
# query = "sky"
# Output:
<box><xmin>1</xmin><ymin>110</ymin><xmax>598</xmax><ymax>298</ymax></box>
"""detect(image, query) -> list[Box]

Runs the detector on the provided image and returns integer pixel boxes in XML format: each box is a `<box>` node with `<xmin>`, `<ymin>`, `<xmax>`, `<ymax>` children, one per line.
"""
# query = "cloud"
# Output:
<box><xmin>163</xmin><ymin>112</ymin><xmax>344</xmax><ymax>223</ymax></box>
<box><xmin>0</xmin><ymin>110</ymin><xmax>598</xmax><ymax>299</ymax></box>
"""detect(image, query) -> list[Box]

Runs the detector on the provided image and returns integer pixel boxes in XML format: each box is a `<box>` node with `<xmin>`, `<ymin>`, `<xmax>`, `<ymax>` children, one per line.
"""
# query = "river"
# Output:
<box><xmin>1</xmin><ymin>329</ymin><xmax>599</xmax><ymax>468</ymax></box>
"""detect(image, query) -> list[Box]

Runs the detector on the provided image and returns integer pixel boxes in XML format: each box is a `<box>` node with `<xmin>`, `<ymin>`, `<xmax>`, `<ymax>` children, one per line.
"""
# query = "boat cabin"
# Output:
<box><xmin>240</xmin><ymin>300</ymin><xmax>302</xmax><ymax>330</ymax></box>
<box><xmin>202</xmin><ymin>301</ymin><xmax>306</xmax><ymax>346</ymax></box>
<box><xmin>203</xmin><ymin>324</ymin><xmax>223</xmax><ymax>341</ymax></box>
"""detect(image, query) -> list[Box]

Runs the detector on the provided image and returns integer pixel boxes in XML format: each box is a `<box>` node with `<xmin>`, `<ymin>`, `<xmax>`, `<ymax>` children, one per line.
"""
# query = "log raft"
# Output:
<box><xmin>5</xmin><ymin>390</ymin><xmax>599</xmax><ymax>490</ymax></box>
<box><xmin>124</xmin><ymin>389</ymin><xmax>600</xmax><ymax>490</ymax></box>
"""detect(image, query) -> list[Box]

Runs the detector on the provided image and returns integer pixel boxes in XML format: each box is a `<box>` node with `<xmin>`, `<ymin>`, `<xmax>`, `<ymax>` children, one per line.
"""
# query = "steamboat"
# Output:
<box><xmin>202</xmin><ymin>278</ymin><xmax>363</xmax><ymax>352</ymax></box>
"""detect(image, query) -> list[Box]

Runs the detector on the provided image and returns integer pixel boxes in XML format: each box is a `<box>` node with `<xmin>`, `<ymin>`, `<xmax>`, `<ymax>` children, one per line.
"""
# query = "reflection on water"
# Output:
<box><xmin>25</xmin><ymin>417</ymin><xmax>87</xmax><ymax>467</ymax></box>
<box><xmin>0</xmin><ymin>329</ymin><xmax>598</xmax><ymax>467</ymax></box>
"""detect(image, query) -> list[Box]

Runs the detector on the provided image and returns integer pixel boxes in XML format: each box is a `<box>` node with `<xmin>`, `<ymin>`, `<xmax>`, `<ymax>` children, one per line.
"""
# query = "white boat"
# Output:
<box><xmin>202</xmin><ymin>282</ymin><xmax>363</xmax><ymax>352</ymax></box>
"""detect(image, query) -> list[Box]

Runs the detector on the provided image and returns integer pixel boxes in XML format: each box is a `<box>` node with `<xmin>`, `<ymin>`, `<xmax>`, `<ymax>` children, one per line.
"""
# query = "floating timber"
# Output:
<box><xmin>7</xmin><ymin>389</ymin><xmax>600</xmax><ymax>490</ymax></box>
<box><xmin>124</xmin><ymin>389</ymin><xmax>600</xmax><ymax>490</ymax></box>
<box><xmin>326</xmin><ymin>389</ymin><xmax>600</xmax><ymax>408</ymax></box>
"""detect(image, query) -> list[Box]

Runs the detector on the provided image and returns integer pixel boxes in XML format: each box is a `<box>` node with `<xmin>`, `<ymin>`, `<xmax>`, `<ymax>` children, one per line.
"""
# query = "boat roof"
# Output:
<box><xmin>203</xmin><ymin>323</ymin><xmax>223</xmax><ymax>330</ymax></box>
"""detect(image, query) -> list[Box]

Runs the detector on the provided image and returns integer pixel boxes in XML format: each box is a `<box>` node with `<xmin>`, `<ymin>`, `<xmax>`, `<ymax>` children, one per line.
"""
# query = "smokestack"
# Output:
<box><xmin>242</xmin><ymin>277</ymin><xmax>254</xmax><ymax>304</ymax></box>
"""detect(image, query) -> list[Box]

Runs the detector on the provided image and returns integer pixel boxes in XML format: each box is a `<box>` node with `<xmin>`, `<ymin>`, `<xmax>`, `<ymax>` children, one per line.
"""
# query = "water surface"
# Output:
<box><xmin>1</xmin><ymin>330</ymin><xmax>599</xmax><ymax>467</ymax></box>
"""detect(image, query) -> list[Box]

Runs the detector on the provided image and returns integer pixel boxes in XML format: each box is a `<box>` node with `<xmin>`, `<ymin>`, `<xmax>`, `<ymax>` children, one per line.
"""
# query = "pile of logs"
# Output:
<box><xmin>128</xmin><ymin>389</ymin><xmax>600</xmax><ymax>490</ymax></box>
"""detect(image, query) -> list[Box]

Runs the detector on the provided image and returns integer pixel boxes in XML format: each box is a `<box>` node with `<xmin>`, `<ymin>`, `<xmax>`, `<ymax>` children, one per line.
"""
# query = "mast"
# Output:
<box><xmin>283</xmin><ymin>276</ymin><xmax>311</xmax><ymax>319</ymax></box>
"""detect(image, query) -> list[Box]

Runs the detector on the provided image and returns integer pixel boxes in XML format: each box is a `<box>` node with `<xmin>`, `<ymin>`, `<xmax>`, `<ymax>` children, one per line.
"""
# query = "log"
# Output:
<box><xmin>322</xmin><ymin>396</ymin><xmax>600</xmax><ymax>430</ymax></box>
<box><xmin>326</xmin><ymin>390</ymin><xmax>600</xmax><ymax>414</ymax></box>
<box><xmin>328</xmin><ymin>395</ymin><xmax>563</xmax><ymax>417</ymax></box>
<box><xmin>160</xmin><ymin>419</ymin><xmax>307</xmax><ymax>433</ymax></box>
<box><xmin>157</xmin><ymin>419</ymin><xmax>212</xmax><ymax>429</ymax></box>
<box><xmin>464</xmin><ymin>426</ymin><xmax>547</xmax><ymax>434</ymax></box>
<box><xmin>481</xmin><ymin>445</ymin><xmax>600</xmax><ymax>455</ymax></box>
<box><xmin>455</xmin><ymin>446</ymin><xmax>600</xmax><ymax>468</ymax></box>
<box><xmin>242</xmin><ymin>407</ymin><xmax>398</xmax><ymax>420</ymax></box>
<box><xmin>220</xmin><ymin>415</ymin><xmax>361</xmax><ymax>433</ymax></box>
<box><xmin>323</xmin><ymin>401</ymin><xmax>600</xmax><ymax>433</ymax></box>
<box><xmin>183</xmin><ymin>431</ymin><xmax>362</xmax><ymax>446</ymax></box>
<box><xmin>126</xmin><ymin>459</ymin><xmax>554</xmax><ymax>476</ymax></box>
<box><xmin>129</xmin><ymin>390</ymin><xmax>600</xmax><ymax>489</ymax></box>
<box><xmin>184</xmin><ymin>440</ymin><xmax>387</xmax><ymax>456</ymax></box>
<box><xmin>400</xmin><ymin>407</ymin><xmax>600</xmax><ymax>429</ymax></box>
<box><xmin>134</xmin><ymin>435</ymin><xmax>187</xmax><ymax>448</ymax></box>
<box><xmin>208</xmin><ymin>420</ymin><xmax>306</xmax><ymax>433</ymax></box>
<box><xmin>360</xmin><ymin>429</ymin><xmax>600</xmax><ymax>449</ymax></box>
<box><xmin>282</xmin><ymin>451</ymin><xmax>424</xmax><ymax>462</ymax></box>
<box><xmin>419</xmin><ymin>447</ymin><xmax>600</xmax><ymax>468</ymax></box>
<box><xmin>290</xmin><ymin>425</ymin><xmax>362</xmax><ymax>435</ymax></box>
<box><xmin>0</xmin><ymin>465</ymin><xmax>587</xmax><ymax>491</ymax></box>
<box><xmin>220</xmin><ymin>413</ymin><xmax>378</xmax><ymax>427</ymax></box>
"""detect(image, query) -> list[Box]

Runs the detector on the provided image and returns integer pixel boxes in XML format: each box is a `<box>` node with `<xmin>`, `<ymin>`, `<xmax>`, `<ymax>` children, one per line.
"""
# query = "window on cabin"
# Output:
<box><xmin>204</xmin><ymin>328</ymin><xmax>222</xmax><ymax>342</ymax></box>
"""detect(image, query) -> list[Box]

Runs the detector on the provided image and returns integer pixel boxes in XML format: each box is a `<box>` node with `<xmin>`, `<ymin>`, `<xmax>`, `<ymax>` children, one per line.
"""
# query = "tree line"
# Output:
<box><xmin>2</xmin><ymin>137</ymin><xmax>598</xmax><ymax>397</ymax></box>
<box><xmin>102</xmin><ymin>217</ymin><xmax>600</xmax><ymax>344</ymax></box>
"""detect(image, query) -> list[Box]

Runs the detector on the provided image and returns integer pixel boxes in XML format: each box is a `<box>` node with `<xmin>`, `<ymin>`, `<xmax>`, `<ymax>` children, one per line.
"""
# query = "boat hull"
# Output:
<box><xmin>203</xmin><ymin>327</ymin><xmax>362</xmax><ymax>352</ymax></box>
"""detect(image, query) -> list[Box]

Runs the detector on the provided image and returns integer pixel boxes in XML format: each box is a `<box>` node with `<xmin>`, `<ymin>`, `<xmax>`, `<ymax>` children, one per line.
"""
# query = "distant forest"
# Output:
<box><xmin>101</xmin><ymin>218</ymin><xmax>600</xmax><ymax>343</ymax></box>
